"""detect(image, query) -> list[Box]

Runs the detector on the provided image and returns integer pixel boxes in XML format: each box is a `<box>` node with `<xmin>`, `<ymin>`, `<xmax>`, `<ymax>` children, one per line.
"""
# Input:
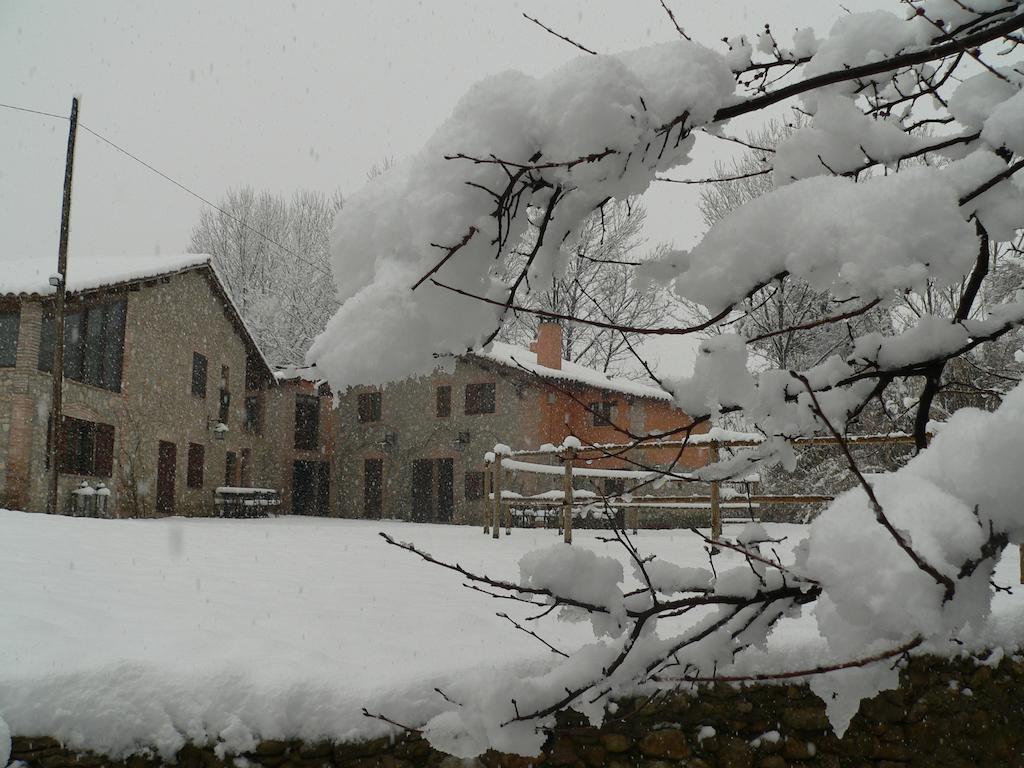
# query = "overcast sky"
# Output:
<box><xmin>1</xmin><ymin>1</ymin><xmax>890</xmax><ymax>374</ymax></box>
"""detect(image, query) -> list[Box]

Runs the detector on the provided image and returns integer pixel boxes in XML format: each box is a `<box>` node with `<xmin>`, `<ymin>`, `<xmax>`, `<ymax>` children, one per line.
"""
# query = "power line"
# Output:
<box><xmin>0</xmin><ymin>100</ymin><xmax>334</xmax><ymax>278</ymax></box>
<box><xmin>0</xmin><ymin>101</ymin><xmax>68</xmax><ymax>120</ymax></box>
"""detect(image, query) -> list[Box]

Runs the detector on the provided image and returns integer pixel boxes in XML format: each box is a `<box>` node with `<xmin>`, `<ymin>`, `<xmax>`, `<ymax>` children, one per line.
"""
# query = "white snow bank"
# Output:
<box><xmin>1</xmin><ymin>513</ymin><xmax>1019</xmax><ymax>760</ymax></box>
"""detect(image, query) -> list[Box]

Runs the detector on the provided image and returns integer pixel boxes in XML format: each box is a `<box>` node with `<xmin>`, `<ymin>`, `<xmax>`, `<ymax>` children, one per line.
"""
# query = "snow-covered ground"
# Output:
<box><xmin>0</xmin><ymin>509</ymin><xmax>1021</xmax><ymax>759</ymax></box>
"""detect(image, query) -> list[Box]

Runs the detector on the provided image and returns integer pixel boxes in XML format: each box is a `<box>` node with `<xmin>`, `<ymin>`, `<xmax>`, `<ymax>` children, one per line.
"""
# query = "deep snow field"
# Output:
<box><xmin>0</xmin><ymin>509</ymin><xmax>1021</xmax><ymax>759</ymax></box>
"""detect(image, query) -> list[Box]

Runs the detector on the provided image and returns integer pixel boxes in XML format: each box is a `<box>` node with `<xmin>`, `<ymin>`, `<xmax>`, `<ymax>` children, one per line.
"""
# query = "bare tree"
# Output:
<box><xmin>189</xmin><ymin>186</ymin><xmax>343</xmax><ymax>366</ymax></box>
<box><xmin>500</xmin><ymin>199</ymin><xmax>674</xmax><ymax>377</ymax></box>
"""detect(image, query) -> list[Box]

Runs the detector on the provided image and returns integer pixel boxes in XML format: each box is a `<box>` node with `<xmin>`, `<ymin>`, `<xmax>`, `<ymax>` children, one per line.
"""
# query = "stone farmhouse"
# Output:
<box><xmin>0</xmin><ymin>254</ymin><xmax>699</xmax><ymax>524</ymax></box>
<box><xmin>0</xmin><ymin>254</ymin><xmax>295</xmax><ymax>518</ymax></box>
<box><xmin>333</xmin><ymin>322</ymin><xmax>707</xmax><ymax>524</ymax></box>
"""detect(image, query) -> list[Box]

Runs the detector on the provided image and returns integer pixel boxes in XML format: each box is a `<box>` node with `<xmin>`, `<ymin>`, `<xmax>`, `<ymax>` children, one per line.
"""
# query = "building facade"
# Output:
<box><xmin>261</xmin><ymin>366</ymin><xmax>337</xmax><ymax>516</ymax></box>
<box><xmin>334</xmin><ymin>322</ymin><xmax>706</xmax><ymax>524</ymax></box>
<box><xmin>0</xmin><ymin>255</ymin><xmax>281</xmax><ymax>517</ymax></box>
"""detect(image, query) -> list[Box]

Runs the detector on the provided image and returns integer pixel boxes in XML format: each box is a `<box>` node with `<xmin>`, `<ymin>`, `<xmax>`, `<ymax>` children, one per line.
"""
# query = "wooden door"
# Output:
<box><xmin>156</xmin><ymin>441</ymin><xmax>176</xmax><ymax>515</ymax></box>
<box><xmin>411</xmin><ymin>459</ymin><xmax>434</xmax><ymax>522</ymax></box>
<box><xmin>363</xmin><ymin>458</ymin><xmax>383</xmax><ymax>519</ymax></box>
<box><xmin>436</xmin><ymin>458</ymin><xmax>454</xmax><ymax>523</ymax></box>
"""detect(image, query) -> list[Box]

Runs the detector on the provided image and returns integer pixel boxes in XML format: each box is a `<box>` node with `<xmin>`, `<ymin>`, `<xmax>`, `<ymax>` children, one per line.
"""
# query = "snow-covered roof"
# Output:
<box><xmin>474</xmin><ymin>341</ymin><xmax>672</xmax><ymax>402</ymax></box>
<box><xmin>0</xmin><ymin>253</ymin><xmax>277</xmax><ymax>383</ymax></box>
<box><xmin>0</xmin><ymin>253</ymin><xmax>212</xmax><ymax>297</ymax></box>
<box><xmin>274</xmin><ymin>364</ymin><xmax>323</xmax><ymax>383</ymax></box>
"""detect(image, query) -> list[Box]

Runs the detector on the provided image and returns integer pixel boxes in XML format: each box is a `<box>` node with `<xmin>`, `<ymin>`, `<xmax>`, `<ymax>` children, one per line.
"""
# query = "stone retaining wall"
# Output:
<box><xmin>9</xmin><ymin>654</ymin><xmax>1023</xmax><ymax>768</ymax></box>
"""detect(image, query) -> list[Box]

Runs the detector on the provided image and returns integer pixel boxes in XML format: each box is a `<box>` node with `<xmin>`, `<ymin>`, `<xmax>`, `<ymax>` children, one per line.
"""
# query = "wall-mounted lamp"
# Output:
<box><xmin>381</xmin><ymin>432</ymin><xmax>398</xmax><ymax>451</ymax></box>
<box><xmin>453</xmin><ymin>431</ymin><xmax>471</xmax><ymax>451</ymax></box>
<box><xmin>207</xmin><ymin>417</ymin><xmax>229</xmax><ymax>441</ymax></box>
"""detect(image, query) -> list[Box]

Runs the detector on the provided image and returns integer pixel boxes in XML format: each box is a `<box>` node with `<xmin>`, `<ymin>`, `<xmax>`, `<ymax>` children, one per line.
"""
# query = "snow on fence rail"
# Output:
<box><xmin>481</xmin><ymin>432</ymin><xmax>924</xmax><ymax>547</ymax></box>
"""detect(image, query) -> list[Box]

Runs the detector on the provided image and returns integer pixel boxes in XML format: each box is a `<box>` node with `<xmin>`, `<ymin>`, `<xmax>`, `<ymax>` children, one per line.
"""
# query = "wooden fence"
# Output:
<box><xmin>481</xmin><ymin>434</ymin><xmax>1024</xmax><ymax>583</ymax></box>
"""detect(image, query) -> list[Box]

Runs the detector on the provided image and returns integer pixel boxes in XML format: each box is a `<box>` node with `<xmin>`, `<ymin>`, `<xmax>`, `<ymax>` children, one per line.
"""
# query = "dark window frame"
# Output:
<box><xmin>294</xmin><ymin>394</ymin><xmax>320</xmax><ymax>450</ymax></box>
<box><xmin>464</xmin><ymin>382</ymin><xmax>496</xmax><ymax>415</ymax></box>
<box><xmin>58</xmin><ymin>416</ymin><xmax>115</xmax><ymax>478</ymax></box>
<box><xmin>0</xmin><ymin>310</ymin><xmax>20</xmax><ymax>367</ymax></box>
<box><xmin>39</xmin><ymin>298</ymin><xmax>126</xmax><ymax>392</ymax></box>
<box><xmin>590</xmin><ymin>400</ymin><xmax>615</xmax><ymax>427</ymax></box>
<box><xmin>191</xmin><ymin>353</ymin><xmax>208</xmax><ymax>398</ymax></box>
<box><xmin>436</xmin><ymin>385</ymin><xmax>452</xmax><ymax>418</ymax></box>
<box><xmin>357</xmin><ymin>391</ymin><xmax>382</xmax><ymax>423</ymax></box>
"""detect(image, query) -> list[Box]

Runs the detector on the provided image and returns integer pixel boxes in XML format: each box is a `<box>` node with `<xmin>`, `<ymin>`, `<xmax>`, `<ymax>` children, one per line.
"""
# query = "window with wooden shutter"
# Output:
<box><xmin>589</xmin><ymin>400</ymin><xmax>615</xmax><ymax>426</ymax></box>
<box><xmin>37</xmin><ymin>300</ymin><xmax>126</xmax><ymax>391</ymax></box>
<box><xmin>57</xmin><ymin>417</ymin><xmax>114</xmax><ymax>477</ymax></box>
<box><xmin>436</xmin><ymin>385</ymin><xmax>451</xmax><ymax>417</ymax></box>
<box><xmin>192</xmin><ymin>353</ymin><xmax>208</xmax><ymax>398</ymax></box>
<box><xmin>357</xmin><ymin>391</ymin><xmax>382</xmax><ymax>423</ymax></box>
<box><xmin>464</xmin><ymin>382</ymin><xmax>496</xmax><ymax>415</ymax></box>
<box><xmin>0</xmin><ymin>310</ymin><xmax>19</xmax><ymax>367</ymax></box>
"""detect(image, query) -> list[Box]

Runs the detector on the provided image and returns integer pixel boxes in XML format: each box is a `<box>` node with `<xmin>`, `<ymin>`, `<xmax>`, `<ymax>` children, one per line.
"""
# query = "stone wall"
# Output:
<box><xmin>9</xmin><ymin>654</ymin><xmax>1023</xmax><ymax>768</ymax></box>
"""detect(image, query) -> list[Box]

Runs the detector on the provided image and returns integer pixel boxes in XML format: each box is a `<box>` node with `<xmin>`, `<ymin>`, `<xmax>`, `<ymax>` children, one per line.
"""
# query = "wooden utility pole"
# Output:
<box><xmin>48</xmin><ymin>96</ymin><xmax>80</xmax><ymax>514</ymax></box>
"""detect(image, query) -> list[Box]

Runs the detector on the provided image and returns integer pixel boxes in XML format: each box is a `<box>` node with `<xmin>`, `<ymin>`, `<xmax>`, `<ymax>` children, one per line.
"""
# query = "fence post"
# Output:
<box><xmin>504</xmin><ymin>473</ymin><xmax>512</xmax><ymax>536</ymax></box>
<box><xmin>492</xmin><ymin>458</ymin><xmax>502</xmax><ymax>540</ymax></box>
<box><xmin>563</xmin><ymin>448</ymin><xmax>574</xmax><ymax>545</ymax></box>
<box><xmin>709</xmin><ymin>441</ymin><xmax>722</xmax><ymax>540</ymax></box>
<box><xmin>482</xmin><ymin>459</ymin><xmax>491</xmax><ymax>535</ymax></box>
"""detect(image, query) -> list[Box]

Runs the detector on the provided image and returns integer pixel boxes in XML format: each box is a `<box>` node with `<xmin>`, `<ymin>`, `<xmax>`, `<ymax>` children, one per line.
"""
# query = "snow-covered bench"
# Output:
<box><xmin>213</xmin><ymin>487</ymin><xmax>280</xmax><ymax>518</ymax></box>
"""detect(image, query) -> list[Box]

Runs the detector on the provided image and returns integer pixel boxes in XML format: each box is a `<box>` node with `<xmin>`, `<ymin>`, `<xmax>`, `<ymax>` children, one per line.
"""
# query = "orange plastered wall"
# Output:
<box><xmin>532</xmin><ymin>384</ymin><xmax>707</xmax><ymax>470</ymax></box>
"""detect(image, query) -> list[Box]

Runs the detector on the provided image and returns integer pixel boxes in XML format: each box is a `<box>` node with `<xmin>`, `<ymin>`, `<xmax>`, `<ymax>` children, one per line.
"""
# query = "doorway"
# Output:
<box><xmin>292</xmin><ymin>460</ymin><xmax>329</xmax><ymax>516</ymax></box>
<box><xmin>410</xmin><ymin>458</ymin><xmax>454</xmax><ymax>522</ymax></box>
<box><xmin>363</xmin><ymin>458</ymin><xmax>383</xmax><ymax>518</ymax></box>
<box><xmin>156</xmin><ymin>441</ymin><xmax>176</xmax><ymax>515</ymax></box>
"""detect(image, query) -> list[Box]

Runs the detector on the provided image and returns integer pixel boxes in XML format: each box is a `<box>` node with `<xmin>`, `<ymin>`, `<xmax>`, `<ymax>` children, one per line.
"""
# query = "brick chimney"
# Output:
<box><xmin>529</xmin><ymin>321</ymin><xmax>563</xmax><ymax>370</ymax></box>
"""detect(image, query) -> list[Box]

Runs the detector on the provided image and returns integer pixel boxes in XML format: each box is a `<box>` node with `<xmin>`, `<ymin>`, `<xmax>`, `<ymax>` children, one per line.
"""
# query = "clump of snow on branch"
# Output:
<box><xmin>801</xmin><ymin>384</ymin><xmax>1024</xmax><ymax>733</ymax></box>
<box><xmin>309</xmin><ymin>41</ymin><xmax>735</xmax><ymax>386</ymax></box>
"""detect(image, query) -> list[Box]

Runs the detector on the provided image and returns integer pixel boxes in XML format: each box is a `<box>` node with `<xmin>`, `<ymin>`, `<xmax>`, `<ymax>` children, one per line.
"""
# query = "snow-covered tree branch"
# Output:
<box><xmin>308</xmin><ymin>0</ymin><xmax>1024</xmax><ymax>756</ymax></box>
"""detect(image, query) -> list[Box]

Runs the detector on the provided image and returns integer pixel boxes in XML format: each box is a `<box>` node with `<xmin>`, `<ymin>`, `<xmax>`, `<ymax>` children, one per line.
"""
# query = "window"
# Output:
<box><xmin>436</xmin><ymin>385</ymin><xmax>451</xmax><ymax>417</ymax></box>
<box><xmin>464</xmin><ymin>382</ymin><xmax>496</xmax><ymax>415</ymax></box>
<box><xmin>0</xmin><ymin>311</ymin><xmax>19</xmax><ymax>367</ymax></box>
<box><xmin>187</xmin><ymin>443</ymin><xmax>205</xmax><ymax>488</ymax></box>
<box><xmin>590</xmin><ymin>400</ymin><xmax>615</xmax><ymax>427</ymax></box>
<box><xmin>244</xmin><ymin>395</ymin><xmax>261</xmax><ymax>434</ymax></box>
<box><xmin>357</xmin><ymin>391</ymin><xmax>381</xmax><ymax>423</ymax></box>
<box><xmin>58</xmin><ymin>417</ymin><xmax>114</xmax><ymax>477</ymax></box>
<box><xmin>464</xmin><ymin>470</ymin><xmax>484</xmax><ymax>501</ymax></box>
<box><xmin>240</xmin><ymin>448</ymin><xmax>252</xmax><ymax>487</ymax></box>
<box><xmin>244</xmin><ymin>352</ymin><xmax>263</xmax><ymax>391</ymax></box>
<box><xmin>225</xmin><ymin>451</ymin><xmax>238</xmax><ymax>487</ymax></box>
<box><xmin>191</xmin><ymin>353</ymin><xmax>207</xmax><ymax>398</ymax></box>
<box><xmin>294</xmin><ymin>394</ymin><xmax>319</xmax><ymax>450</ymax></box>
<box><xmin>39</xmin><ymin>299</ymin><xmax>126</xmax><ymax>391</ymax></box>
<box><xmin>604</xmin><ymin>478</ymin><xmax>626</xmax><ymax>497</ymax></box>
<box><xmin>219</xmin><ymin>366</ymin><xmax>230</xmax><ymax>423</ymax></box>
